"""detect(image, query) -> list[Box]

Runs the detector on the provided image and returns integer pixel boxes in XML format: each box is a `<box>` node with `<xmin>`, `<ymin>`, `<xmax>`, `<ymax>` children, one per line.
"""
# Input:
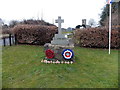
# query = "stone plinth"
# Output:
<box><xmin>44</xmin><ymin>43</ymin><xmax>74</xmax><ymax>61</ymax></box>
<box><xmin>51</xmin><ymin>34</ymin><xmax>72</xmax><ymax>45</ymax></box>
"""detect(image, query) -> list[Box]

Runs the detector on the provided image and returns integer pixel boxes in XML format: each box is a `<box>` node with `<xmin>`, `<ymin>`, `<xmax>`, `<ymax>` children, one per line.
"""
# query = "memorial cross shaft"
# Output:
<box><xmin>55</xmin><ymin>16</ymin><xmax>64</xmax><ymax>35</ymax></box>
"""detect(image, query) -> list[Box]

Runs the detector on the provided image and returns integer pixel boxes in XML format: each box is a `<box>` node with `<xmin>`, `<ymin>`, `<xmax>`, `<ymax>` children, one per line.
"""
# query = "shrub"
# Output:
<box><xmin>2</xmin><ymin>28</ymin><xmax>12</xmax><ymax>34</ymax></box>
<box><xmin>74</xmin><ymin>27</ymin><xmax>119</xmax><ymax>49</ymax></box>
<box><xmin>12</xmin><ymin>25</ymin><xmax>57</xmax><ymax>45</ymax></box>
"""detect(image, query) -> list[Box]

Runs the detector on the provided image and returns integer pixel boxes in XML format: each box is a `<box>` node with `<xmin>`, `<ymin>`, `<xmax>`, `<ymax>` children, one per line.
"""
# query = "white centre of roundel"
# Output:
<box><xmin>63</xmin><ymin>50</ymin><xmax>73</xmax><ymax>59</ymax></box>
<box><xmin>66</xmin><ymin>53</ymin><xmax>70</xmax><ymax>56</ymax></box>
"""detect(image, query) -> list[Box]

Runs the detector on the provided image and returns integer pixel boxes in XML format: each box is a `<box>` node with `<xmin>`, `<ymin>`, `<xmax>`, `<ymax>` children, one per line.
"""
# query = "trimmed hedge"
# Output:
<box><xmin>13</xmin><ymin>25</ymin><xmax>57</xmax><ymax>45</ymax></box>
<box><xmin>74</xmin><ymin>27</ymin><xmax>119</xmax><ymax>49</ymax></box>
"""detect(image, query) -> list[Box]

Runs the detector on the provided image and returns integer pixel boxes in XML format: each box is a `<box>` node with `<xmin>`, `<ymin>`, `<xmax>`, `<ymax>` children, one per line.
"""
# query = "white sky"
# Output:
<box><xmin>0</xmin><ymin>0</ymin><xmax>106</xmax><ymax>28</ymax></box>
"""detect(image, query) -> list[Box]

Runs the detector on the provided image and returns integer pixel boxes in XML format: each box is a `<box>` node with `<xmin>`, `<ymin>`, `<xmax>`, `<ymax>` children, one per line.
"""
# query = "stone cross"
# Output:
<box><xmin>55</xmin><ymin>16</ymin><xmax>64</xmax><ymax>34</ymax></box>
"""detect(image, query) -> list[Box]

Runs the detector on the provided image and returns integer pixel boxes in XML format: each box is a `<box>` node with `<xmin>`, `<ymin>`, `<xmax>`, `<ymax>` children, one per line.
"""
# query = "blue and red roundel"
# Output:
<box><xmin>62</xmin><ymin>49</ymin><xmax>74</xmax><ymax>60</ymax></box>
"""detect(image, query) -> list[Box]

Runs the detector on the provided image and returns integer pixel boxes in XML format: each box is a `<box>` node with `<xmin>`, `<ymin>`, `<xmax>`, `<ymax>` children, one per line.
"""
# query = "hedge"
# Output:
<box><xmin>12</xmin><ymin>25</ymin><xmax>57</xmax><ymax>45</ymax></box>
<box><xmin>74</xmin><ymin>27</ymin><xmax>119</xmax><ymax>49</ymax></box>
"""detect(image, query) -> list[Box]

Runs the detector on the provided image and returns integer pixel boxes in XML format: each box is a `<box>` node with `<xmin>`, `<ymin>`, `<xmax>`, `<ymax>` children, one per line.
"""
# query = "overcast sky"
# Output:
<box><xmin>0</xmin><ymin>0</ymin><xmax>106</xmax><ymax>28</ymax></box>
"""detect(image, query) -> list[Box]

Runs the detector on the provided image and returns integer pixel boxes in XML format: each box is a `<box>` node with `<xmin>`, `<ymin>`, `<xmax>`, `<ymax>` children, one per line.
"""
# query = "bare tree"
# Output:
<box><xmin>9</xmin><ymin>20</ymin><xmax>19</xmax><ymax>28</ymax></box>
<box><xmin>0</xmin><ymin>18</ymin><xmax>4</xmax><ymax>25</ymax></box>
<box><xmin>88</xmin><ymin>19</ymin><xmax>96</xmax><ymax>27</ymax></box>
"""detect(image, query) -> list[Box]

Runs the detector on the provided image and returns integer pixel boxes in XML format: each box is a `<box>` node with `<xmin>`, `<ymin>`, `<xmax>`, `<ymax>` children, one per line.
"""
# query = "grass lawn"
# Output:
<box><xmin>2</xmin><ymin>45</ymin><xmax>118</xmax><ymax>88</ymax></box>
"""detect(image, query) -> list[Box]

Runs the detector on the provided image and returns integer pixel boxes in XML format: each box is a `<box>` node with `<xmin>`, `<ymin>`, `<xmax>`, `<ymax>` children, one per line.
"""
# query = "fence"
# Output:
<box><xmin>1</xmin><ymin>34</ymin><xmax>17</xmax><ymax>46</ymax></box>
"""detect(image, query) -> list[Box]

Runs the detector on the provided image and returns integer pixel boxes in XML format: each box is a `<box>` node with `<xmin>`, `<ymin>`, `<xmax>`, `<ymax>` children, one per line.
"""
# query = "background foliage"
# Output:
<box><xmin>13</xmin><ymin>25</ymin><xmax>57</xmax><ymax>45</ymax></box>
<box><xmin>74</xmin><ymin>27</ymin><xmax>119</xmax><ymax>49</ymax></box>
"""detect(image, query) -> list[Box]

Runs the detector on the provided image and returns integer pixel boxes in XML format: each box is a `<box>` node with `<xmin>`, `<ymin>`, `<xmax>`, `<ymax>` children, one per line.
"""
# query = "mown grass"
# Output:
<box><xmin>2</xmin><ymin>45</ymin><xmax>118</xmax><ymax>88</ymax></box>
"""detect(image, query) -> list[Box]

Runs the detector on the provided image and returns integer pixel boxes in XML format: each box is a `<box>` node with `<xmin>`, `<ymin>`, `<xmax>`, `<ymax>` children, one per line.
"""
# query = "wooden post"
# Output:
<box><xmin>9</xmin><ymin>34</ymin><xmax>12</xmax><ymax>46</ymax></box>
<box><xmin>3</xmin><ymin>38</ymin><xmax>6</xmax><ymax>47</ymax></box>
<box><xmin>15</xmin><ymin>34</ymin><xmax>17</xmax><ymax>45</ymax></box>
<box><xmin>12</xmin><ymin>35</ymin><xmax>14</xmax><ymax>45</ymax></box>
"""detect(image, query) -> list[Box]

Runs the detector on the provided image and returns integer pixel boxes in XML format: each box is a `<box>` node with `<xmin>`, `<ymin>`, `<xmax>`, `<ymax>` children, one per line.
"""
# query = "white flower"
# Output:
<box><xmin>41</xmin><ymin>60</ymin><xmax>43</xmax><ymax>62</ymax></box>
<box><xmin>61</xmin><ymin>61</ymin><xmax>63</xmax><ymax>64</ymax></box>
<box><xmin>70</xmin><ymin>61</ymin><xmax>73</xmax><ymax>64</ymax></box>
<box><xmin>67</xmin><ymin>62</ymin><xmax>69</xmax><ymax>64</ymax></box>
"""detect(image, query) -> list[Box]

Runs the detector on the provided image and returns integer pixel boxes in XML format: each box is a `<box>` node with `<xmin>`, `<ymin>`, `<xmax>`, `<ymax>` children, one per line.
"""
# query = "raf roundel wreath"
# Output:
<box><xmin>62</xmin><ymin>49</ymin><xmax>74</xmax><ymax>60</ymax></box>
<box><xmin>45</xmin><ymin>49</ymin><xmax>55</xmax><ymax>59</ymax></box>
